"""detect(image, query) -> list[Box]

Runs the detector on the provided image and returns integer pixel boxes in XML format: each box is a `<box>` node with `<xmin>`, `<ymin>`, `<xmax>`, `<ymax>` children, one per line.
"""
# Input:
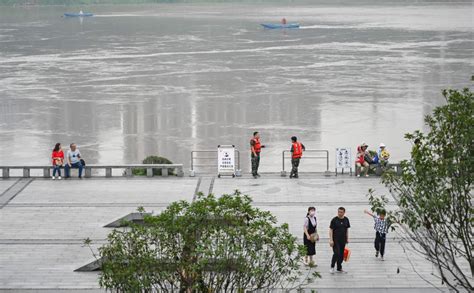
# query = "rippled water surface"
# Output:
<box><xmin>0</xmin><ymin>2</ymin><xmax>472</xmax><ymax>172</ymax></box>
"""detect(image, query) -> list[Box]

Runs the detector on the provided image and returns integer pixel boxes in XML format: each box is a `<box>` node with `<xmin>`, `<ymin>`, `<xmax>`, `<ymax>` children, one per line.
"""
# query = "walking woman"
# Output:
<box><xmin>51</xmin><ymin>143</ymin><xmax>64</xmax><ymax>180</ymax></box>
<box><xmin>303</xmin><ymin>206</ymin><xmax>318</xmax><ymax>266</ymax></box>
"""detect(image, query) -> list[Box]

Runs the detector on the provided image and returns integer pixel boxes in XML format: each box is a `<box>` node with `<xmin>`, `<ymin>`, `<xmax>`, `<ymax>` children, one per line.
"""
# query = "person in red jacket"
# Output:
<box><xmin>51</xmin><ymin>143</ymin><xmax>64</xmax><ymax>180</ymax></box>
<box><xmin>250</xmin><ymin>132</ymin><xmax>266</xmax><ymax>179</ymax></box>
<box><xmin>290</xmin><ymin>136</ymin><xmax>305</xmax><ymax>178</ymax></box>
<box><xmin>356</xmin><ymin>143</ymin><xmax>370</xmax><ymax>177</ymax></box>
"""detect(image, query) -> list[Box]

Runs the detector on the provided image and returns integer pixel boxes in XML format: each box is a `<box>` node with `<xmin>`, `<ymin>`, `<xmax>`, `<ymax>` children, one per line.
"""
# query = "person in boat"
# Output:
<box><xmin>281</xmin><ymin>18</ymin><xmax>287</xmax><ymax>25</ymax></box>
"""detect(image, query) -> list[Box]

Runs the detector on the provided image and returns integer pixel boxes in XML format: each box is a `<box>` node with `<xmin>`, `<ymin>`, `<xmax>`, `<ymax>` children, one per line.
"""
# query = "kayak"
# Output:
<box><xmin>64</xmin><ymin>13</ymin><xmax>94</xmax><ymax>17</ymax></box>
<box><xmin>261</xmin><ymin>23</ymin><xmax>300</xmax><ymax>29</ymax></box>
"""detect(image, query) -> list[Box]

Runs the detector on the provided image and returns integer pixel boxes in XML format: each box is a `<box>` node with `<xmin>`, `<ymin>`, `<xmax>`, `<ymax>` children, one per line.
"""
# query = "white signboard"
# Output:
<box><xmin>336</xmin><ymin>147</ymin><xmax>351</xmax><ymax>169</ymax></box>
<box><xmin>217</xmin><ymin>145</ymin><xmax>235</xmax><ymax>177</ymax></box>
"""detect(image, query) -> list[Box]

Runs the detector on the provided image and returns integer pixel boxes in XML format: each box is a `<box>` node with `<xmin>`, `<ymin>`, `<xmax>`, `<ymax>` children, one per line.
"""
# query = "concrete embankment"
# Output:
<box><xmin>0</xmin><ymin>175</ymin><xmax>452</xmax><ymax>292</ymax></box>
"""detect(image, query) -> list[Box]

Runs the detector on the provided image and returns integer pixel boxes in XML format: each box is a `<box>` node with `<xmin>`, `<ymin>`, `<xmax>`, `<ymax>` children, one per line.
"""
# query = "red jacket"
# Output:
<box><xmin>251</xmin><ymin>138</ymin><xmax>262</xmax><ymax>153</ymax></box>
<box><xmin>292</xmin><ymin>142</ymin><xmax>303</xmax><ymax>159</ymax></box>
<box><xmin>356</xmin><ymin>146</ymin><xmax>365</xmax><ymax>164</ymax></box>
<box><xmin>52</xmin><ymin>150</ymin><xmax>64</xmax><ymax>165</ymax></box>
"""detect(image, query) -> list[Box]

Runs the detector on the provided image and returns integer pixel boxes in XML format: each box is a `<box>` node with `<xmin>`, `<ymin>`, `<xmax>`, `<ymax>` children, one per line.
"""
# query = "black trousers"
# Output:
<box><xmin>290</xmin><ymin>158</ymin><xmax>300</xmax><ymax>177</ymax></box>
<box><xmin>331</xmin><ymin>240</ymin><xmax>345</xmax><ymax>270</ymax></box>
<box><xmin>374</xmin><ymin>232</ymin><xmax>386</xmax><ymax>256</ymax></box>
<box><xmin>251</xmin><ymin>153</ymin><xmax>260</xmax><ymax>176</ymax></box>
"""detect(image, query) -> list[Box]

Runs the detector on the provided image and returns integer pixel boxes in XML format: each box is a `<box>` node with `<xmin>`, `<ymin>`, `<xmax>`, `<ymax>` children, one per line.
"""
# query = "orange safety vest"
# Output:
<box><xmin>292</xmin><ymin>142</ymin><xmax>303</xmax><ymax>159</ymax></box>
<box><xmin>251</xmin><ymin>138</ymin><xmax>262</xmax><ymax>153</ymax></box>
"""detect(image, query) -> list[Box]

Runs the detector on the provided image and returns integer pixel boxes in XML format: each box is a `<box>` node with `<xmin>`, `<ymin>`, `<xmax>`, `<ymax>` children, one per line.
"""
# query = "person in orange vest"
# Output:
<box><xmin>290</xmin><ymin>136</ymin><xmax>305</xmax><ymax>178</ymax></box>
<box><xmin>250</xmin><ymin>131</ymin><xmax>265</xmax><ymax>179</ymax></box>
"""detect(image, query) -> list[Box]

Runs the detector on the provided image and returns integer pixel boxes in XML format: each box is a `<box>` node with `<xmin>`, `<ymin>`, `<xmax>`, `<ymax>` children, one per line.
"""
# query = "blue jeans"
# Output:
<box><xmin>52</xmin><ymin>165</ymin><xmax>62</xmax><ymax>177</ymax></box>
<box><xmin>65</xmin><ymin>162</ymin><xmax>83</xmax><ymax>178</ymax></box>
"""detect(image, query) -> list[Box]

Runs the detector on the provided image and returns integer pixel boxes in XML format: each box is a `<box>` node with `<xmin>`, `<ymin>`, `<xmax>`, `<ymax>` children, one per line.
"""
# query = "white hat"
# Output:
<box><xmin>379</xmin><ymin>143</ymin><xmax>386</xmax><ymax>148</ymax></box>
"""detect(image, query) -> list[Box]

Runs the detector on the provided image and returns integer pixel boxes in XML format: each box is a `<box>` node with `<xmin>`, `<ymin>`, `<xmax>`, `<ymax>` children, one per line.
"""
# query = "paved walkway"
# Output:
<box><xmin>0</xmin><ymin>175</ymin><xmax>460</xmax><ymax>292</ymax></box>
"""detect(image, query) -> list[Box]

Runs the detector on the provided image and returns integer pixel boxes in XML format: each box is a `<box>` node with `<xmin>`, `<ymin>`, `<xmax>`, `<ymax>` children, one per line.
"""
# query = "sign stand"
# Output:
<box><xmin>217</xmin><ymin>145</ymin><xmax>236</xmax><ymax>178</ymax></box>
<box><xmin>335</xmin><ymin>147</ymin><xmax>352</xmax><ymax>176</ymax></box>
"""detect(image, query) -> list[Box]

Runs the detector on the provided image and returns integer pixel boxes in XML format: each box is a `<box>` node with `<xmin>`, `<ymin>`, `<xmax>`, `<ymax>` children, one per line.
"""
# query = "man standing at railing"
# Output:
<box><xmin>250</xmin><ymin>131</ymin><xmax>265</xmax><ymax>179</ymax></box>
<box><xmin>290</xmin><ymin>136</ymin><xmax>305</xmax><ymax>179</ymax></box>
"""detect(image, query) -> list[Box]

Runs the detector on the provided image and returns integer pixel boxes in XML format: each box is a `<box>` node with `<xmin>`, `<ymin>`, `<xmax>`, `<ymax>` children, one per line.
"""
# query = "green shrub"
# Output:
<box><xmin>96</xmin><ymin>192</ymin><xmax>311</xmax><ymax>291</ymax></box>
<box><xmin>132</xmin><ymin>155</ymin><xmax>173</xmax><ymax>176</ymax></box>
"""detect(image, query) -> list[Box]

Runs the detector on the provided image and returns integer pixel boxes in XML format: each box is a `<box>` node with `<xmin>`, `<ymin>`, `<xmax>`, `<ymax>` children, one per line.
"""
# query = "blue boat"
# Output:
<box><xmin>64</xmin><ymin>12</ymin><xmax>94</xmax><ymax>17</ymax></box>
<box><xmin>260</xmin><ymin>23</ymin><xmax>300</xmax><ymax>29</ymax></box>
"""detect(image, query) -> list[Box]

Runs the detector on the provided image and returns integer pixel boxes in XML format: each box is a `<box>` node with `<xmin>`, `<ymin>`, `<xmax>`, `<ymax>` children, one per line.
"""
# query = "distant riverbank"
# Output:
<box><xmin>1</xmin><ymin>0</ymin><xmax>470</xmax><ymax>6</ymax></box>
<box><xmin>0</xmin><ymin>0</ymin><xmax>307</xmax><ymax>6</ymax></box>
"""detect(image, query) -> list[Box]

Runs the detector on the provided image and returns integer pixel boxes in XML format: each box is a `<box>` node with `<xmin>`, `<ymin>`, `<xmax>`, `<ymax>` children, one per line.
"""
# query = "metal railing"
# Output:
<box><xmin>190</xmin><ymin>150</ymin><xmax>241</xmax><ymax>176</ymax></box>
<box><xmin>281</xmin><ymin>149</ymin><xmax>329</xmax><ymax>176</ymax></box>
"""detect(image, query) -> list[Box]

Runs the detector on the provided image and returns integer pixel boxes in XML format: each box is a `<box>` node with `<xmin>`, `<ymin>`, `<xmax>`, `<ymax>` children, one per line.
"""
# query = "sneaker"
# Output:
<box><xmin>381</xmin><ymin>256</ymin><xmax>384</xmax><ymax>261</ymax></box>
<box><xmin>329</xmin><ymin>267</ymin><xmax>335</xmax><ymax>274</ymax></box>
<box><xmin>375</xmin><ymin>251</ymin><xmax>379</xmax><ymax>258</ymax></box>
<box><xmin>256</xmin><ymin>173</ymin><xmax>261</xmax><ymax>177</ymax></box>
<box><xmin>253</xmin><ymin>175</ymin><xmax>258</xmax><ymax>179</ymax></box>
<box><xmin>78</xmin><ymin>176</ymin><xmax>82</xmax><ymax>179</ymax></box>
<box><xmin>365</xmin><ymin>174</ymin><xmax>369</xmax><ymax>177</ymax></box>
<box><xmin>309</xmin><ymin>261</ymin><xmax>317</xmax><ymax>267</ymax></box>
<box><xmin>337</xmin><ymin>269</ymin><xmax>348</xmax><ymax>274</ymax></box>
<box><xmin>357</xmin><ymin>174</ymin><xmax>360</xmax><ymax>177</ymax></box>
<box><xmin>52</xmin><ymin>176</ymin><xmax>55</xmax><ymax>180</ymax></box>
<box><xmin>58</xmin><ymin>176</ymin><xmax>62</xmax><ymax>180</ymax></box>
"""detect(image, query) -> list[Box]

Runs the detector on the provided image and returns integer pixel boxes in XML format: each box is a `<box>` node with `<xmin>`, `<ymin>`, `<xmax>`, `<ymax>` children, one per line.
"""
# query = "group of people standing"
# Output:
<box><xmin>250</xmin><ymin>132</ymin><xmax>305</xmax><ymax>179</ymax></box>
<box><xmin>303</xmin><ymin>206</ymin><xmax>389</xmax><ymax>273</ymax></box>
<box><xmin>51</xmin><ymin>143</ymin><xmax>84</xmax><ymax>179</ymax></box>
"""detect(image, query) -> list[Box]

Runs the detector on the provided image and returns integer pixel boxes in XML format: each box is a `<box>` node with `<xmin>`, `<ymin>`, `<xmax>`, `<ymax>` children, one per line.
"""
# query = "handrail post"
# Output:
<box><xmin>2</xmin><ymin>167</ymin><xmax>9</xmax><ymax>179</ymax></box>
<box><xmin>85</xmin><ymin>167</ymin><xmax>92</xmax><ymax>178</ymax></box>
<box><xmin>235</xmin><ymin>150</ymin><xmax>242</xmax><ymax>177</ymax></box>
<box><xmin>43</xmin><ymin>167</ymin><xmax>50</xmax><ymax>178</ymax></box>
<box><xmin>326</xmin><ymin>150</ymin><xmax>329</xmax><ymax>171</ymax></box>
<box><xmin>189</xmin><ymin>151</ymin><xmax>195</xmax><ymax>177</ymax></box>
<box><xmin>325</xmin><ymin>150</ymin><xmax>331</xmax><ymax>176</ymax></box>
<box><xmin>23</xmin><ymin>168</ymin><xmax>30</xmax><ymax>178</ymax></box>
<box><xmin>281</xmin><ymin>151</ymin><xmax>287</xmax><ymax>177</ymax></box>
<box><xmin>177</xmin><ymin>166</ymin><xmax>184</xmax><ymax>177</ymax></box>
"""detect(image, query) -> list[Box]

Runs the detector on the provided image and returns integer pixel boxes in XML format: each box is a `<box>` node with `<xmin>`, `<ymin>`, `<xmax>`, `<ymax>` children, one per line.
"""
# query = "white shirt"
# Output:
<box><xmin>67</xmin><ymin>149</ymin><xmax>81</xmax><ymax>164</ymax></box>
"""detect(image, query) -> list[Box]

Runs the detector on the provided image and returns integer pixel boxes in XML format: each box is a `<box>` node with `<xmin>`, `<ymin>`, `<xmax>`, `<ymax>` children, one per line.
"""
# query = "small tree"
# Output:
<box><xmin>132</xmin><ymin>155</ymin><xmax>174</xmax><ymax>176</ymax></box>
<box><xmin>97</xmin><ymin>191</ymin><xmax>315</xmax><ymax>292</ymax></box>
<box><xmin>368</xmin><ymin>88</ymin><xmax>473</xmax><ymax>292</ymax></box>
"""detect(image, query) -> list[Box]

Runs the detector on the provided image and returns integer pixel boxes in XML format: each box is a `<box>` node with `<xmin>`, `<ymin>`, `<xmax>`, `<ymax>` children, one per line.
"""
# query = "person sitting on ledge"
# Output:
<box><xmin>51</xmin><ymin>142</ymin><xmax>64</xmax><ymax>180</ymax></box>
<box><xmin>374</xmin><ymin>143</ymin><xmax>390</xmax><ymax>167</ymax></box>
<box><xmin>65</xmin><ymin>143</ymin><xmax>83</xmax><ymax>179</ymax></box>
<box><xmin>356</xmin><ymin>143</ymin><xmax>370</xmax><ymax>177</ymax></box>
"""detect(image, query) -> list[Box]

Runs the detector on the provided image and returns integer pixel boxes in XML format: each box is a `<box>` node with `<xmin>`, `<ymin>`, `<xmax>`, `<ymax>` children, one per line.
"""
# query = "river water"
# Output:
<box><xmin>0</xmin><ymin>2</ymin><xmax>472</xmax><ymax>173</ymax></box>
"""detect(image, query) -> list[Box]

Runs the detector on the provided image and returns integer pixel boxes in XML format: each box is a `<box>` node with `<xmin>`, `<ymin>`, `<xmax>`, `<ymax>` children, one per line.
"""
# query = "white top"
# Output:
<box><xmin>304</xmin><ymin>216</ymin><xmax>317</xmax><ymax>228</ymax></box>
<box><xmin>67</xmin><ymin>149</ymin><xmax>81</xmax><ymax>164</ymax></box>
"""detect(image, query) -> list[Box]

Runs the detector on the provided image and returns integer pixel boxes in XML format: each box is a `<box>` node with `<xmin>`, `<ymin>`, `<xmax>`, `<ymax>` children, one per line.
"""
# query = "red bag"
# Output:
<box><xmin>343</xmin><ymin>247</ymin><xmax>351</xmax><ymax>262</ymax></box>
